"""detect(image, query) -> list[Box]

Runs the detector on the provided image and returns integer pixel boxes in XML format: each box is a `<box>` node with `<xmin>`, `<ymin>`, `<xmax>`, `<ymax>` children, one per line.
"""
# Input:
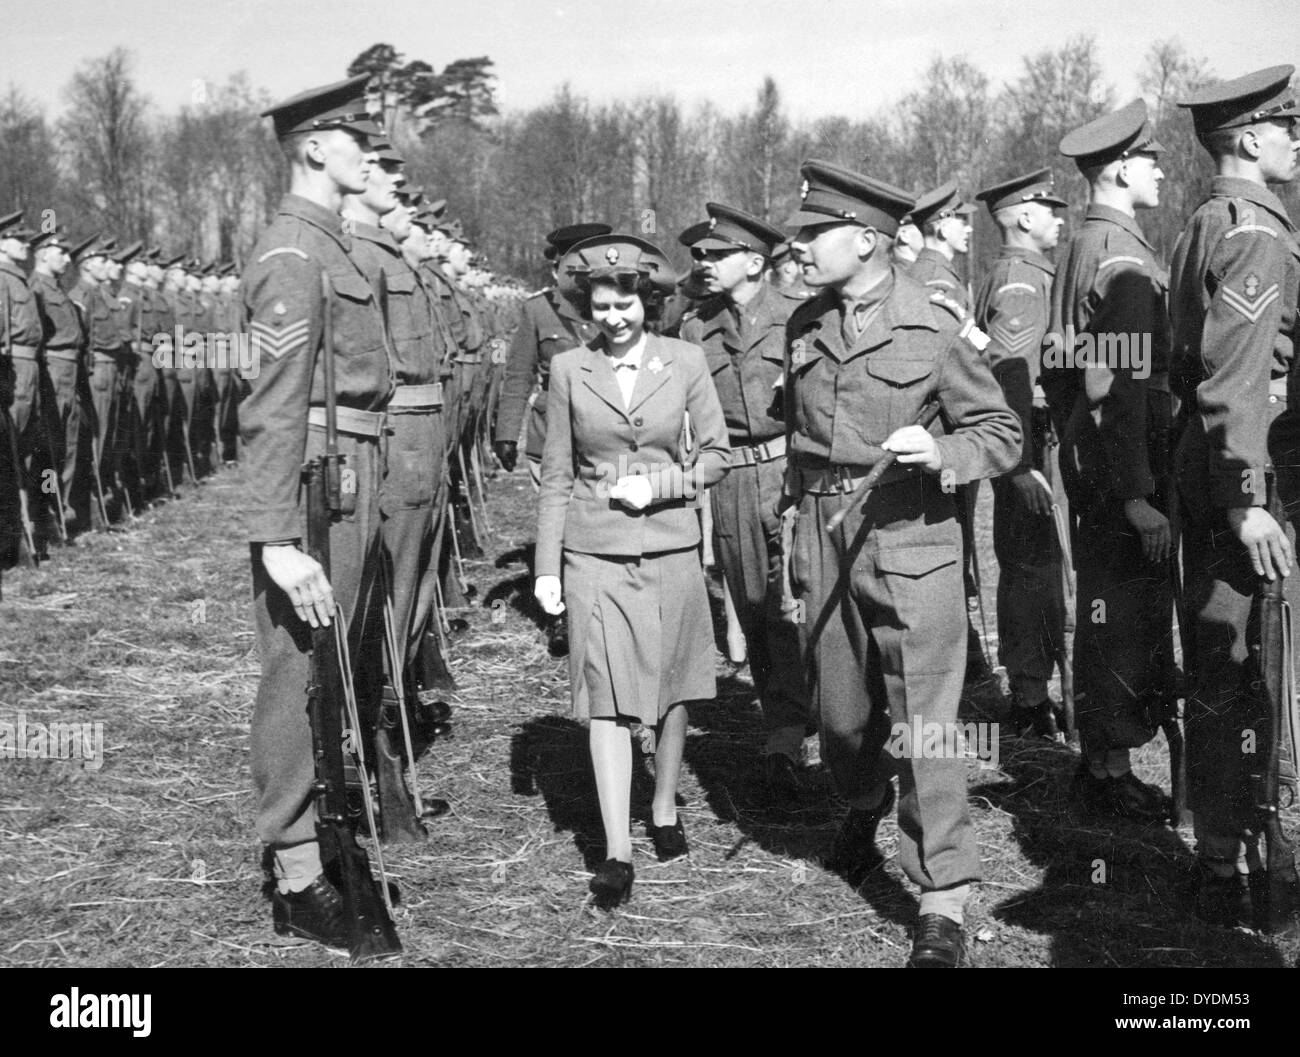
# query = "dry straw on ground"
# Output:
<box><xmin>0</xmin><ymin>467</ymin><xmax>1295</xmax><ymax>967</ymax></box>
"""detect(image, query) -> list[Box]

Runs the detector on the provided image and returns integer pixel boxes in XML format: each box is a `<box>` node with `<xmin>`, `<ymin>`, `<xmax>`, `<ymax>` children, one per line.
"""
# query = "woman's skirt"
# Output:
<box><xmin>563</xmin><ymin>547</ymin><xmax>716</xmax><ymax>727</ymax></box>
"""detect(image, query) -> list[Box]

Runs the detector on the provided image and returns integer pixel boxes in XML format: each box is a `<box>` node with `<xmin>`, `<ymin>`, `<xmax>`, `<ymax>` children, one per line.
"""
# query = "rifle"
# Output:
<box><xmin>1033</xmin><ymin>408</ymin><xmax>1077</xmax><ymax>740</ymax></box>
<box><xmin>303</xmin><ymin>271</ymin><xmax>401</xmax><ymax>962</ymax></box>
<box><xmin>1250</xmin><ymin>469</ymin><xmax>1299</xmax><ymax>933</ymax></box>
<box><xmin>2</xmin><ymin>285</ymin><xmax>39</xmax><ymax>565</ymax></box>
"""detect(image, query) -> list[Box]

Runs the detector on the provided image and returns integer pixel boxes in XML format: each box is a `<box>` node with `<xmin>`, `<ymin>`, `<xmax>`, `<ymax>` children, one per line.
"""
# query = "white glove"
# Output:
<box><xmin>609</xmin><ymin>475</ymin><xmax>653</xmax><ymax>510</ymax></box>
<box><xmin>534</xmin><ymin>575</ymin><xmax>565</xmax><ymax>616</ymax></box>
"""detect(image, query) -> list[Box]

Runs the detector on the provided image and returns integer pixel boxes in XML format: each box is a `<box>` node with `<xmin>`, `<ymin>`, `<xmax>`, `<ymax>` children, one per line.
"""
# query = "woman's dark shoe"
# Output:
<box><xmin>647</xmin><ymin>817</ymin><xmax>689</xmax><ymax>862</ymax></box>
<box><xmin>589</xmin><ymin>859</ymin><xmax>634</xmax><ymax>909</ymax></box>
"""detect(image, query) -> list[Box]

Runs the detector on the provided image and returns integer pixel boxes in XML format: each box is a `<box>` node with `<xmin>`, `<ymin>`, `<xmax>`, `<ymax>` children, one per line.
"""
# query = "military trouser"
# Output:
<box><xmin>2</xmin><ymin>355</ymin><xmax>41</xmax><ymax>555</ymax></box>
<box><xmin>131</xmin><ymin>354</ymin><xmax>161</xmax><ymax>483</ymax></box>
<box><xmin>1178</xmin><ymin>405</ymin><xmax>1300</xmax><ymax>842</ymax></box>
<box><xmin>1070</xmin><ymin>495</ymin><xmax>1173</xmax><ymax>755</ymax></box>
<box><xmin>184</xmin><ymin>366</ymin><xmax>216</xmax><ymax>475</ymax></box>
<box><xmin>792</xmin><ymin>475</ymin><xmax>981</xmax><ymax>892</ymax></box>
<box><xmin>161</xmin><ymin>367</ymin><xmax>188</xmax><ymax>480</ymax></box>
<box><xmin>379</xmin><ymin>397</ymin><xmax>447</xmax><ymax>668</ymax></box>
<box><xmin>215</xmin><ymin>366</ymin><xmax>242</xmax><ymax>464</ymax></box>
<box><xmin>711</xmin><ymin>454</ymin><xmax>810</xmax><ymax>748</ymax></box>
<box><xmin>89</xmin><ymin>353</ymin><xmax>118</xmax><ymax>489</ymax></box>
<box><xmin>44</xmin><ymin>353</ymin><xmax>81</xmax><ymax>513</ymax></box>
<box><xmin>992</xmin><ymin>427</ymin><xmax>1068</xmax><ymax>707</ymax></box>
<box><xmin>250</xmin><ymin>427</ymin><xmax>382</xmax><ymax>848</ymax></box>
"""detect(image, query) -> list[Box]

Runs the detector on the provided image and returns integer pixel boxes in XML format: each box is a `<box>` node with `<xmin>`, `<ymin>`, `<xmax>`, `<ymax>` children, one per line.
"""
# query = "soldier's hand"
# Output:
<box><xmin>882</xmin><ymin>425</ymin><xmax>943</xmax><ymax>472</ymax></box>
<box><xmin>610</xmin><ymin>475</ymin><xmax>653</xmax><ymax>510</ymax></box>
<box><xmin>493</xmin><ymin>440</ymin><xmax>518</xmax><ymax>472</ymax></box>
<box><xmin>1008</xmin><ymin>470</ymin><xmax>1052</xmax><ymax>517</ymax></box>
<box><xmin>1123</xmin><ymin>498</ymin><xmax>1171</xmax><ymax>564</ymax></box>
<box><xmin>262</xmin><ymin>543</ymin><xmax>336</xmax><ymax>628</ymax></box>
<box><xmin>1227</xmin><ymin>506</ymin><xmax>1293</xmax><ymax>582</ymax></box>
<box><xmin>534</xmin><ymin>574</ymin><xmax>566</xmax><ymax>616</ymax></box>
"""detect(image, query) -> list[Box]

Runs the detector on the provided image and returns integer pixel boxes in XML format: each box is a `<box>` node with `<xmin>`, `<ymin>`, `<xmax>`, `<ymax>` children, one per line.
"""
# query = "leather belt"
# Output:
<box><xmin>389</xmin><ymin>382</ymin><xmax>444</xmax><ymax>409</ymax></box>
<box><xmin>455</xmin><ymin>352</ymin><xmax>483</xmax><ymax>364</ymax></box>
<box><xmin>795</xmin><ymin>458</ymin><xmax>913</xmax><ymax>496</ymax></box>
<box><xmin>730</xmin><ymin>434</ymin><xmax>787</xmax><ymax>467</ymax></box>
<box><xmin>308</xmin><ymin>405</ymin><xmax>385</xmax><ymax>438</ymax></box>
<box><xmin>45</xmin><ymin>348</ymin><xmax>79</xmax><ymax>363</ymax></box>
<box><xmin>92</xmin><ymin>352</ymin><xmax>117</xmax><ymax>365</ymax></box>
<box><xmin>7</xmin><ymin>344</ymin><xmax>38</xmax><ymax>361</ymax></box>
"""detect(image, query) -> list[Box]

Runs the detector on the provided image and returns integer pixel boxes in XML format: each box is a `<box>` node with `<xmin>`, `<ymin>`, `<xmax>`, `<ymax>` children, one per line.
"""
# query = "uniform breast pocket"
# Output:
<box><xmin>864</xmin><ymin>356</ymin><xmax>934</xmax><ymax>433</ymax></box>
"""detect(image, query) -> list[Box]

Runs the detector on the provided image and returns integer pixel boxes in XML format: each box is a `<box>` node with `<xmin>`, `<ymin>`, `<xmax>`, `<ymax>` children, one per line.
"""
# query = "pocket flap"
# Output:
<box><xmin>330</xmin><ymin>272</ymin><xmax>373</xmax><ymax>303</ymax></box>
<box><xmin>867</xmin><ymin>357</ymin><xmax>932</xmax><ymax>386</ymax></box>
<box><xmin>385</xmin><ymin>270</ymin><xmax>416</xmax><ymax>294</ymax></box>
<box><xmin>874</xmin><ymin>544</ymin><xmax>958</xmax><ymax>577</ymax></box>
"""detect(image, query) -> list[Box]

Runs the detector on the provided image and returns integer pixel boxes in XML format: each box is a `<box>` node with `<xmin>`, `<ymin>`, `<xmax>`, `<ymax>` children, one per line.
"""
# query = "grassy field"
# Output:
<box><xmin>1</xmin><ymin>465</ymin><xmax>1297</xmax><ymax>968</ymax></box>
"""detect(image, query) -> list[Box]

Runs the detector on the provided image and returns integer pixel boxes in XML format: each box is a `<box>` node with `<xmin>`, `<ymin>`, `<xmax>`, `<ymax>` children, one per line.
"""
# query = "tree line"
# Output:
<box><xmin>2</xmin><ymin>38</ymin><xmax>1294</xmax><ymax>288</ymax></box>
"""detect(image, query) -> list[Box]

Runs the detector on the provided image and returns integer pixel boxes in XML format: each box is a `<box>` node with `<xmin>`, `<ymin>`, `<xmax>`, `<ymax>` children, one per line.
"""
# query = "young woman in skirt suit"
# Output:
<box><xmin>534</xmin><ymin>233</ymin><xmax>731</xmax><ymax>907</ymax></box>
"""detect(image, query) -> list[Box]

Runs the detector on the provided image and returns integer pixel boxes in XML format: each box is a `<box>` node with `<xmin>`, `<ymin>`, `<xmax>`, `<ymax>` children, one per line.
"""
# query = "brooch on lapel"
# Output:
<box><xmin>647</xmin><ymin>356</ymin><xmax>664</xmax><ymax>374</ymax></box>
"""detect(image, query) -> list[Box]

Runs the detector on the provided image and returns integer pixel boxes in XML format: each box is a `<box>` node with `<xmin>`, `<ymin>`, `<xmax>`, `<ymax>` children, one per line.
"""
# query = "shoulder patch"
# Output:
<box><xmin>996</xmin><ymin>282</ymin><xmax>1036</xmax><ymax>296</ymax></box>
<box><xmin>929</xmin><ymin>291</ymin><xmax>967</xmax><ymax>322</ymax></box>
<box><xmin>925</xmin><ymin>277</ymin><xmax>956</xmax><ymax>289</ymax></box>
<box><xmin>257</xmin><ymin>246</ymin><xmax>310</xmax><ymax>264</ymax></box>
<box><xmin>1098</xmin><ymin>255</ymin><xmax>1145</xmax><ymax>271</ymax></box>
<box><xmin>1225</xmin><ymin>223</ymin><xmax>1278</xmax><ymax>240</ymax></box>
<box><xmin>959</xmin><ymin>318</ymin><xmax>991</xmax><ymax>352</ymax></box>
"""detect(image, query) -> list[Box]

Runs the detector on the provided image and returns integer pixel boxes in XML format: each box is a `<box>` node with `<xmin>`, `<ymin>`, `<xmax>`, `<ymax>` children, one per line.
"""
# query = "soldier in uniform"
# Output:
<box><xmin>242</xmin><ymin>75</ymin><xmax>392</xmax><ymax>948</ymax></box>
<box><xmin>768</xmin><ymin>239</ymin><xmax>812</xmax><ymax>303</ymax></box>
<box><xmin>493</xmin><ymin>222</ymin><xmax>609</xmax><ymax>490</ymax></box>
<box><xmin>29</xmin><ymin>228</ymin><xmax>82</xmax><ymax>535</ymax></box>
<box><xmin>69</xmin><ymin>236</ymin><xmax>124</xmax><ymax>524</ymax></box>
<box><xmin>679</xmin><ymin>202</ymin><xmax>812</xmax><ymax>797</ymax></box>
<box><xmin>1169</xmin><ymin>66</ymin><xmax>1300</xmax><ymax>926</ymax></box>
<box><xmin>892</xmin><ymin>220</ymin><xmax>923</xmax><ymax>267</ymax></box>
<box><xmin>909</xmin><ymin>182</ymin><xmax>984</xmax><ymax>627</ymax></box>
<box><xmin>1043</xmin><ymin>100</ymin><xmax>1176</xmax><ymax>821</ymax></box>
<box><xmin>783</xmin><ymin>161</ymin><xmax>1021</xmax><ymax>967</ymax></box>
<box><xmin>109</xmin><ymin>241</ymin><xmax>144</xmax><ymax>507</ymax></box>
<box><xmin>973</xmin><ymin>169</ymin><xmax>1069</xmax><ymax>737</ymax></box>
<box><xmin>907</xmin><ymin>181</ymin><xmax>975</xmax><ymax>311</ymax></box>
<box><xmin>159</xmin><ymin>254</ymin><xmax>191</xmax><ymax>486</ymax></box>
<box><xmin>118</xmin><ymin>246</ymin><xmax>166</xmax><ymax>500</ymax></box>
<box><xmin>1</xmin><ymin>212</ymin><xmax>46</xmax><ymax>557</ymax></box>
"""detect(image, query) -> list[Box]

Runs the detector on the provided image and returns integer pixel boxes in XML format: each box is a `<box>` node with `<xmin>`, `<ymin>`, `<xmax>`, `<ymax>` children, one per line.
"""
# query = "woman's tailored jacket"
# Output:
<box><xmin>536</xmin><ymin>332</ymin><xmax>731</xmax><ymax>579</ymax></box>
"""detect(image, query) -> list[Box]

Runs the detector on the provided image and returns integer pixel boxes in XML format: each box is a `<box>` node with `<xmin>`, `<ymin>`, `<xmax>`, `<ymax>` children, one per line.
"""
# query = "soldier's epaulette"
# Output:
<box><xmin>1098</xmin><ymin>254</ymin><xmax>1145</xmax><ymax>271</ymax></box>
<box><xmin>995</xmin><ymin>281</ymin><xmax>1036</xmax><ymax>296</ymax></box>
<box><xmin>256</xmin><ymin>246</ymin><xmax>310</xmax><ymax>264</ymax></box>
<box><xmin>930</xmin><ymin>292</ymin><xmax>990</xmax><ymax>352</ymax></box>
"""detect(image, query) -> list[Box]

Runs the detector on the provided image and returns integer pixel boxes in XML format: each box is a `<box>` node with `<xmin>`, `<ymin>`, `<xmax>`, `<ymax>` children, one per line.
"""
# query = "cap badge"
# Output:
<box><xmin>604</xmin><ymin>247</ymin><xmax>620</xmax><ymax>265</ymax></box>
<box><xmin>708</xmin><ymin>218</ymin><xmax>717</xmax><ymax>232</ymax></box>
<box><xmin>791</xmin><ymin>337</ymin><xmax>806</xmax><ymax>365</ymax></box>
<box><xmin>799</xmin><ymin>179</ymin><xmax>810</xmax><ymax>201</ymax></box>
<box><xmin>1245</xmin><ymin>274</ymin><xmax>1260</xmax><ymax>297</ymax></box>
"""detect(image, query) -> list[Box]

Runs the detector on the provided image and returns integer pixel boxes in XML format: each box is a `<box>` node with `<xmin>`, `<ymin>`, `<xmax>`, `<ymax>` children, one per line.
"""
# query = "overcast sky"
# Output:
<box><xmin>6</xmin><ymin>0</ymin><xmax>1296</xmax><ymax>121</ymax></box>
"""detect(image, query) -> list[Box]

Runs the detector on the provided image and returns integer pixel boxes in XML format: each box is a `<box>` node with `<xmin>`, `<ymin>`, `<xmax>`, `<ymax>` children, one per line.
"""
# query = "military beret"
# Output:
<box><xmin>114</xmin><ymin>240</ymin><xmax>143</xmax><ymax>265</ymax></box>
<box><xmin>695</xmin><ymin>202</ymin><xmax>785</xmax><ymax>256</ymax></box>
<box><xmin>29</xmin><ymin>227</ymin><xmax>70</xmax><ymax>251</ymax></box>
<box><xmin>1178</xmin><ymin>65</ymin><xmax>1299</xmax><ymax>136</ymax></box>
<box><xmin>906</xmin><ymin>180</ymin><xmax>976</xmax><ymax>228</ymax></box>
<box><xmin>975</xmin><ymin>167</ymin><xmax>1068</xmax><ymax>214</ymax></box>
<box><xmin>260</xmin><ymin>74</ymin><xmax>383</xmax><ymax>140</ymax></box>
<box><xmin>544</xmin><ymin>222</ymin><xmax>612</xmax><ymax>261</ymax></box>
<box><xmin>162</xmin><ymin>253</ymin><xmax>187</xmax><ymax>270</ymax></box>
<box><xmin>557</xmin><ymin>233</ymin><xmax>677</xmax><ymax>300</ymax></box>
<box><xmin>785</xmin><ymin>160</ymin><xmax>915</xmax><ymax>236</ymax></box>
<box><xmin>144</xmin><ymin>246</ymin><xmax>163</xmax><ymax>263</ymax></box>
<box><xmin>98</xmin><ymin>236</ymin><xmax>119</xmax><ymax>255</ymax></box>
<box><xmin>70</xmin><ymin>234</ymin><xmax>105</xmax><ymax>263</ymax></box>
<box><xmin>1059</xmin><ymin>99</ymin><xmax>1165</xmax><ymax>168</ymax></box>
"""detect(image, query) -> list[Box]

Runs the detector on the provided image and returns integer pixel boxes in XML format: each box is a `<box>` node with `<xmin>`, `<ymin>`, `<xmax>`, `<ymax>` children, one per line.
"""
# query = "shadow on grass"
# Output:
<box><xmin>977</xmin><ymin>732</ymin><xmax>1286</xmax><ymax>967</ymax></box>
